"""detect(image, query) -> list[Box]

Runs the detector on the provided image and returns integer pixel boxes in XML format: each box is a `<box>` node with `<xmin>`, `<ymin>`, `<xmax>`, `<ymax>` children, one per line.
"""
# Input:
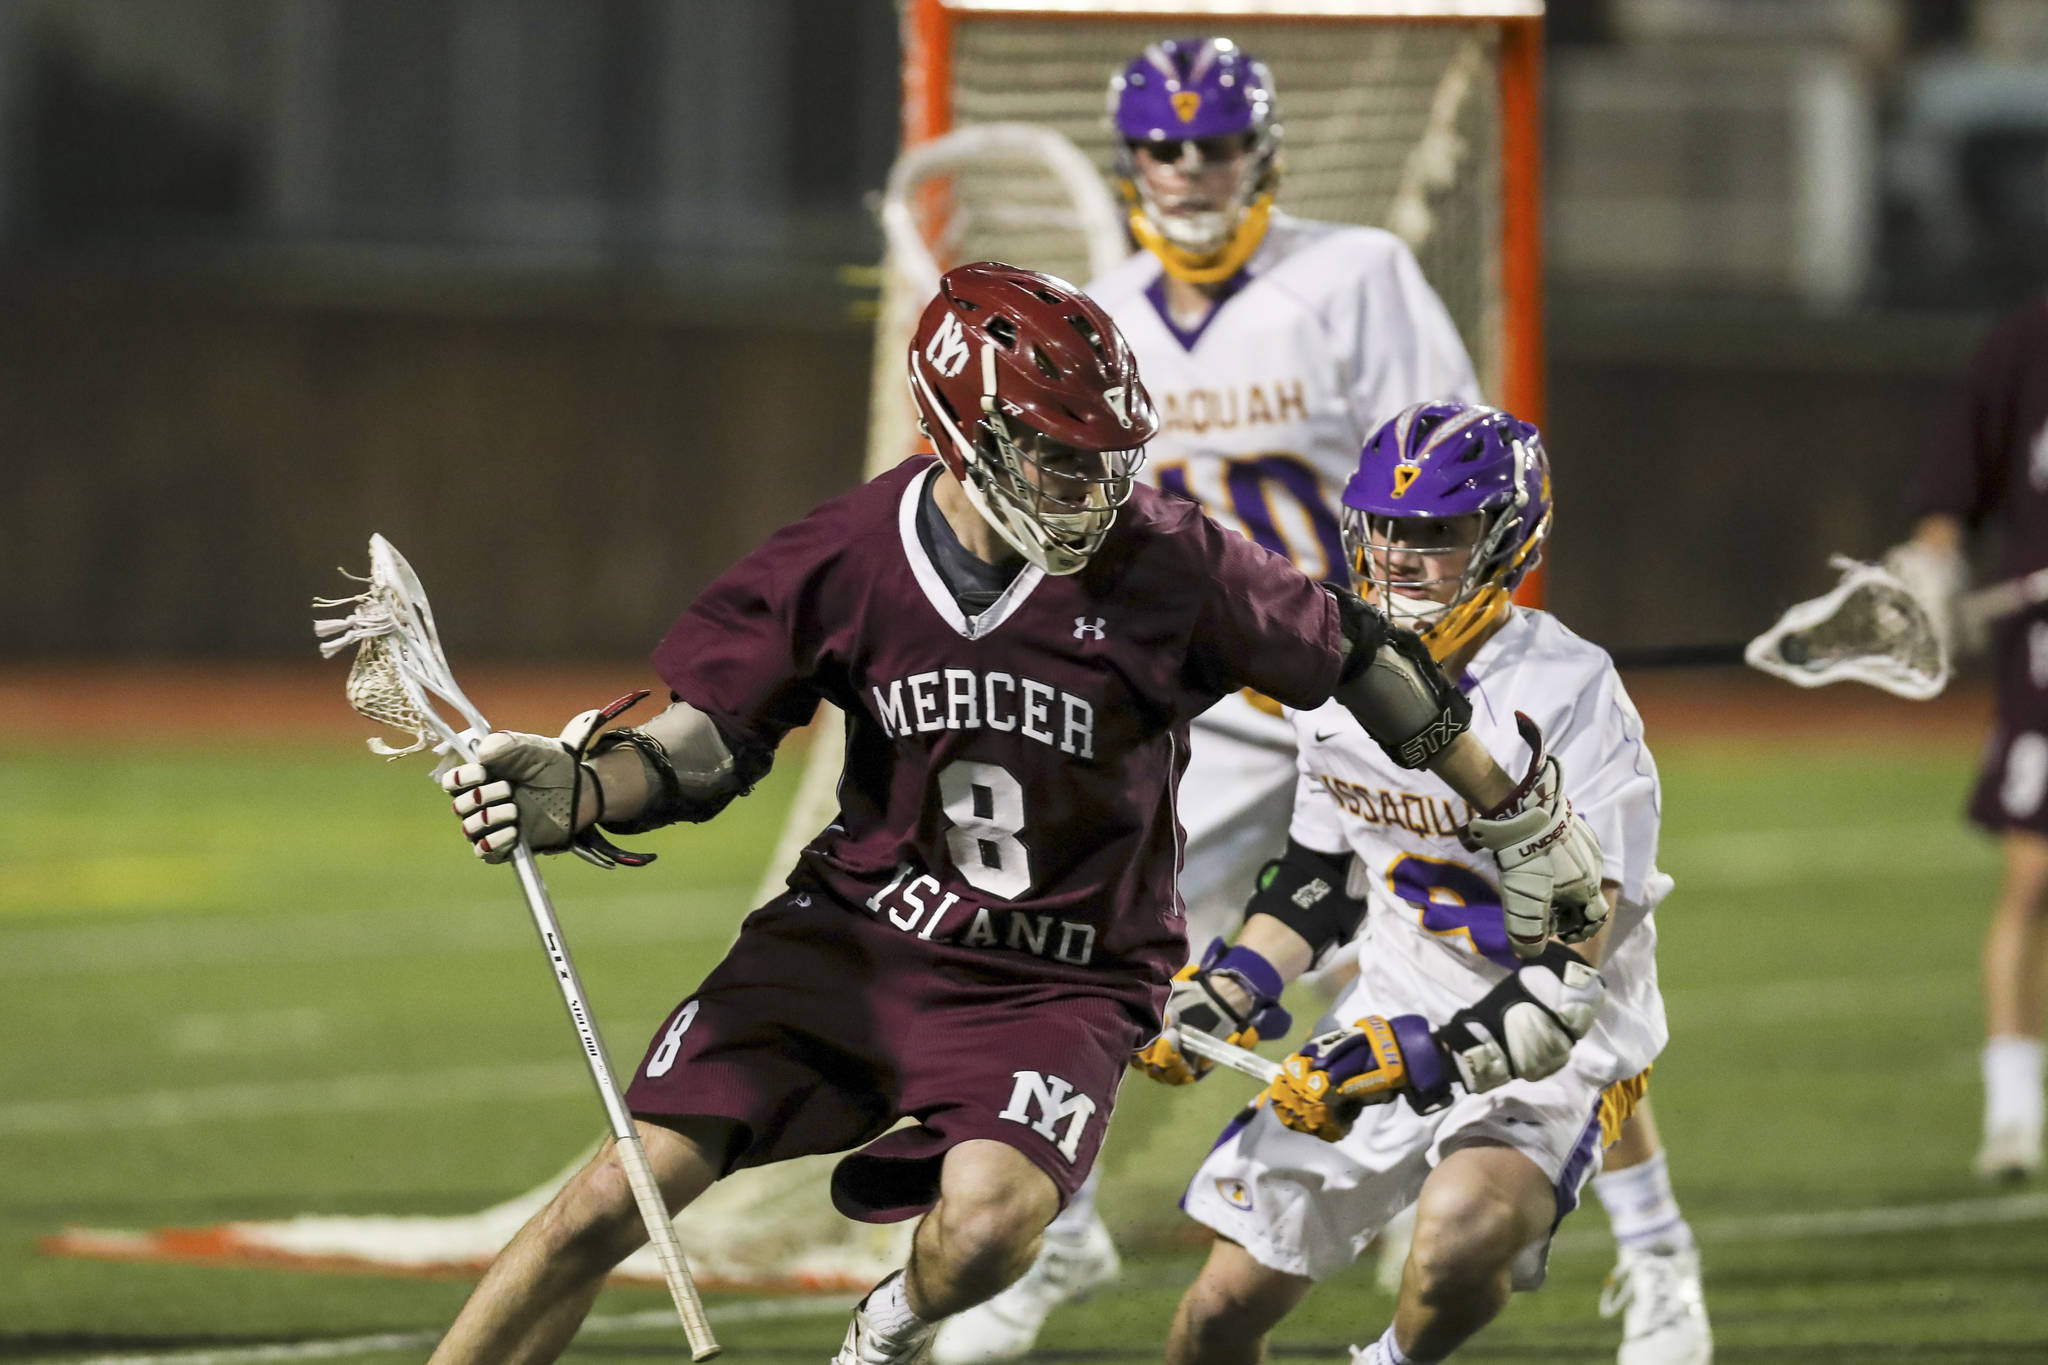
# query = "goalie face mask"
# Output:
<box><xmin>909</xmin><ymin>262</ymin><xmax>1156</xmax><ymax>576</ymax></box>
<box><xmin>1109</xmin><ymin>37</ymin><xmax>1281</xmax><ymax>284</ymax></box>
<box><xmin>1341</xmin><ymin>401</ymin><xmax>1553</xmax><ymax>663</ymax></box>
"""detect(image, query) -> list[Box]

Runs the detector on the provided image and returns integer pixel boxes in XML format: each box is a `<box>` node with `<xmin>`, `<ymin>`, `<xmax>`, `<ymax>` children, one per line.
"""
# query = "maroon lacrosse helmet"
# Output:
<box><xmin>908</xmin><ymin>262</ymin><xmax>1158</xmax><ymax>574</ymax></box>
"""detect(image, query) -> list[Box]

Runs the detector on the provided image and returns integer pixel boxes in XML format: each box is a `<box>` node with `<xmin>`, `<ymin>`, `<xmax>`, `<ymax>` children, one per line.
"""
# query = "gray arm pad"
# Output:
<box><xmin>1328</xmin><ymin>601</ymin><xmax>1474</xmax><ymax>770</ymax></box>
<box><xmin>592</xmin><ymin>700</ymin><xmax>749</xmax><ymax>833</ymax></box>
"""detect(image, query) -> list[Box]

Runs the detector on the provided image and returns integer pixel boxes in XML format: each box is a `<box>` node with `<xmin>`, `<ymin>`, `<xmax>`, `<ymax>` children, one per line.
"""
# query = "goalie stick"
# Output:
<box><xmin>313</xmin><ymin>535</ymin><xmax>720</xmax><ymax>1361</ymax></box>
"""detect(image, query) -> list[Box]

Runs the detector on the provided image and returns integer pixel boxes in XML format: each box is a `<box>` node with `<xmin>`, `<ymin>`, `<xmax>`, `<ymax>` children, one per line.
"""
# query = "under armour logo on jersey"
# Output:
<box><xmin>1074</xmin><ymin>617</ymin><xmax>1107</xmax><ymax>640</ymax></box>
<box><xmin>1104</xmin><ymin>385</ymin><xmax>1131</xmax><ymax>428</ymax></box>
<box><xmin>926</xmin><ymin>311</ymin><xmax>970</xmax><ymax>379</ymax></box>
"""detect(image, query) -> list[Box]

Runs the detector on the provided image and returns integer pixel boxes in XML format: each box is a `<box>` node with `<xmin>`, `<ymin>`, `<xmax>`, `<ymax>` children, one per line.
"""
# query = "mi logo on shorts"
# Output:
<box><xmin>1215</xmin><ymin>1177</ymin><xmax>1253</xmax><ymax>1210</ymax></box>
<box><xmin>999</xmin><ymin>1070</ymin><xmax>1097</xmax><ymax>1163</ymax></box>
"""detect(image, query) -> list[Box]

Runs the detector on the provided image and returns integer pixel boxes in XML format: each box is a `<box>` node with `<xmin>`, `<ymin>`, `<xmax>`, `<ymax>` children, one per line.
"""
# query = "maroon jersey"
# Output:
<box><xmin>653</xmin><ymin>456</ymin><xmax>1345</xmax><ymax>1002</ymax></box>
<box><xmin>1926</xmin><ymin>300</ymin><xmax>2048</xmax><ymax>836</ymax></box>
<box><xmin>1914</xmin><ymin>297</ymin><xmax>2048</xmax><ymax>584</ymax></box>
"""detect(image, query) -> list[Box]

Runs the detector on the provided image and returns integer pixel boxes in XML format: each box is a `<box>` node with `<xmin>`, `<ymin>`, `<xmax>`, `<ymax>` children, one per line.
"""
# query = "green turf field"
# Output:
<box><xmin>5</xmin><ymin>730</ymin><xmax>2044</xmax><ymax>1363</ymax></box>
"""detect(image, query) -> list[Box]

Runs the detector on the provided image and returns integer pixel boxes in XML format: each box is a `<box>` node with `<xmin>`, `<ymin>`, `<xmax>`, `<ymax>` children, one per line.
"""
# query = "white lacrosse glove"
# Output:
<box><xmin>443</xmin><ymin>730</ymin><xmax>593</xmax><ymax>863</ymax></box>
<box><xmin>1883</xmin><ymin>538</ymin><xmax>1969</xmax><ymax>654</ymax></box>
<box><xmin>1460</xmin><ymin>713</ymin><xmax>1606</xmax><ymax>957</ymax></box>
<box><xmin>1435</xmin><ymin>944</ymin><xmax>1604</xmax><ymax>1092</ymax></box>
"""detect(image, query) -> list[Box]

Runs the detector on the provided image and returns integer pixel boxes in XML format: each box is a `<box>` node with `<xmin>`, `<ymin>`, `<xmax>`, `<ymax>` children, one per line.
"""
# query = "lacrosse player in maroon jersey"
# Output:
<box><xmin>427</xmin><ymin>263</ymin><xmax>1604</xmax><ymax>1365</ymax></box>
<box><xmin>1891</xmin><ymin>297</ymin><xmax>2048</xmax><ymax>1182</ymax></box>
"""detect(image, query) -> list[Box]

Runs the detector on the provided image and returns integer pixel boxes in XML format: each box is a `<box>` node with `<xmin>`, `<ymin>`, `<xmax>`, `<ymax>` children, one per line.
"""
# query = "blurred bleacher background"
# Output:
<box><xmin>2</xmin><ymin>0</ymin><xmax>2043</xmax><ymax>666</ymax></box>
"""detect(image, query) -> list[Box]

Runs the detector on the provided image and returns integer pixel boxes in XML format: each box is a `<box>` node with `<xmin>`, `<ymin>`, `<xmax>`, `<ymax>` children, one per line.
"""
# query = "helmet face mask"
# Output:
<box><xmin>1128</xmin><ymin>133</ymin><xmax>1259</xmax><ymax>258</ymax></box>
<box><xmin>1346</xmin><ymin>511</ymin><xmax>1510</xmax><ymax>634</ymax></box>
<box><xmin>975</xmin><ymin>412</ymin><xmax>1145</xmax><ymax>573</ymax></box>
<box><xmin>908</xmin><ymin>263</ymin><xmax>1158</xmax><ymax>576</ymax></box>
<box><xmin>1340</xmin><ymin>402</ymin><xmax>1553</xmax><ymax>661</ymax></box>
<box><xmin>1109</xmin><ymin>38</ymin><xmax>1281</xmax><ymax>283</ymax></box>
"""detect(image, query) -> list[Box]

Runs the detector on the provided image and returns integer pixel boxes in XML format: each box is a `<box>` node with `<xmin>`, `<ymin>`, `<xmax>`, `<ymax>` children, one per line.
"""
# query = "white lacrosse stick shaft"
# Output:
<box><xmin>1178</xmin><ymin>1027</ymin><xmax>1282</xmax><ymax>1086</ymax></box>
<box><xmin>1961</xmin><ymin>563</ymin><xmax>2048</xmax><ymax>634</ymax></box>
<box><xmin>317</xmin><ymin>536</ymin><xmax>718</xmax><ymax>1359</ymax></box>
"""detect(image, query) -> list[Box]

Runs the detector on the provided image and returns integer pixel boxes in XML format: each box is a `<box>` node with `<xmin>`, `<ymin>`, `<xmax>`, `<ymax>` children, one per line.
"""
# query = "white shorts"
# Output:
<box><xmin>1183</xmin><ymin>1068</ymin><xmax>1606</xmax><ymax>1286</ymax></box>
<box><xmin>1179</xmin><ymin>693</ymin><xmax>1299</xmax><ymax>951</ymax></box>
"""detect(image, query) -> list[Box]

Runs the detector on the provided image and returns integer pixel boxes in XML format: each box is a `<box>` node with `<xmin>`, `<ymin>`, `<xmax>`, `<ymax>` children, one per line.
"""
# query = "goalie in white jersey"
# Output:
<box><xmin>1159</xmin><ymin>402</ymin><xmax>1679</xmax><ymax>1365</ymax></box>
<box><xmin>1084</xmin><ymin>37</ymin><xmax>1480</xmax><ymax>952</ymax></box>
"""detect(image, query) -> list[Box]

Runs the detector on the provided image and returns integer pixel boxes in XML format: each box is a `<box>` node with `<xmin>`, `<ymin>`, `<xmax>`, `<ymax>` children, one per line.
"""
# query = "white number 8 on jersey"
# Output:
<box><xmin>939</xmin><ymin>760</ymin><xmax>1032</xmax><ymax>899</ymax></box>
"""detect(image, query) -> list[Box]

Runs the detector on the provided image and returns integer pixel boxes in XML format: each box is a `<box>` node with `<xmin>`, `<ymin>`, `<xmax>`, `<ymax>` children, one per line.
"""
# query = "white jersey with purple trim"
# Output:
<box><xmin>1088</xmin><ymin>211</ymin><xmax>1480</xmax><ymax>586</ymax></box>
<box><xmin>1288</xmin><ymin>606</ymin><xmax>1671</xmax><ymax>1085</ymax></box>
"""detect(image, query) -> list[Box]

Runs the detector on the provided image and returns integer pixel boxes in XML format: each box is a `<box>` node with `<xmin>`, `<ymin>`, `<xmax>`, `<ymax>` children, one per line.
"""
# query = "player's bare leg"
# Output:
<box><xmin>1165</xmin><ymin>1237</ymin><xmax>1313</xmax><ymax>1365</ymax></box>
<box><xmin>1376</xmin><ymin>1142</ymin><xmax>1556</xmax><ymax>1364</ymax></box>
<box><xmin>910</xmin><ymin>1140</ymin><xmax>1062</xmax><ymax>1315</ymax></box>
<box><xmin>1593</xmin><ymin>1102</ymin><xmax>1712</xmax><ymax>1364</ymax></box>
<box><xmin>839</xmin><ymin>1140</ymin><xmax>1062</xmax><ymax>1365</ymax></box>
<box><xmin>429</xmin><ymin>1117</ymin><xmax>735</xmax><ymax>1365</ymax></box>
<box><xmin>1979</xmin><ymin>830</ymin><xmax>2048</xmax><ymax>1179</ymax></box>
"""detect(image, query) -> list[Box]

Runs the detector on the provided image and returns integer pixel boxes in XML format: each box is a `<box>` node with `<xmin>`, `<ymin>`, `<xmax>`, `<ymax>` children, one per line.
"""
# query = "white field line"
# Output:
<box><xmin>0</xmin><ymin>1061</ymin><xmax>590</xmax><ymax>1136</ymax></box>
<box><xmin>1667</xmin><ymin>823</ymin><xmax>1992</xmax><ymax>890</ymax></box>
<box><xmin>31</xmin><ymin>1195</ymin><xmax>2048</xmax><ymax>1365</ymax></box>
<box><xmin>7</xmin><ymin>960</ymin><xmax>1974</xmax><ymax>1137</ymax></box>
<box><xmin>1549</xmin><ymin>1190</ymin><xmax>2048</xmax><ymax>1255</ymax></box>
<box><xmin>34</xmin><ymin>1294</ymin><xmax>855</xmax><ymax>1365</ymax></box>
<box><xmin>0</xmin><ymin>888</ymin><xmax>747</xmax><ymax>979</ymax></box>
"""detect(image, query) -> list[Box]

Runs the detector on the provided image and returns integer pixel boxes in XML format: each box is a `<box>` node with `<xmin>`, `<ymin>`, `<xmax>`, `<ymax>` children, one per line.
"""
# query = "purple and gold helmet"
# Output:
<box><xmin>1341</xmin><ymin>401</ymin><xmax>1553</xmax><ymax>662</ymax></box>
<box><xmin>1108</xmin><ymin>37</ymin><xmax>1281</xmax><ymax>284</ymax></box>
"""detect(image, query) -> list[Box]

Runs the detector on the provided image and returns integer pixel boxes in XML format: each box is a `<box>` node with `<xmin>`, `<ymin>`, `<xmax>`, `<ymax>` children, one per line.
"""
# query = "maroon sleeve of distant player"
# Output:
<box><xmin>1184</xmin><ymin>511</ymin><xmax>1347</xmax><ymax>708</ymax></box>
<box><xmin>1913</xmin><ymin>302</ymin><xmax>2039</xmax><ymax>529</ymax></box>
<box><xmin>650</xmin><ymin>517</ymin><xmax>829</xmax><ymax>756</ymax></box>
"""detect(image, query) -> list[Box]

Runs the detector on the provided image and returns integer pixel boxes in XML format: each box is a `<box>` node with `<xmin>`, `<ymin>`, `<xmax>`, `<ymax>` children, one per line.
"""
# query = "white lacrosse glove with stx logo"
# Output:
<box><xmin>1459</xmin><ymin>712</ymin><xmax>1606</xmax><ymax>957</ymax></box>
<box><xmin>442</xmin><ymin>691</ymin><xmax>656</xmax><ymax>868</ymax></box>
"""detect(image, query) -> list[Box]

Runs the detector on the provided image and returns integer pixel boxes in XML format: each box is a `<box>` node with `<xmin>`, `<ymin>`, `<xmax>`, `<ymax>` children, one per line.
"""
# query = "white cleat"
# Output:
<box><xmin>1599</xmin><ymin>1246</ymin><xmax>1712</xmax><ymax>1365</ymax></box>
<box><xmin>930</xmin><ymin>1214</ymin><xmax>1120</xmax><ymax>1364</ymax></box>
<box><xmin>1973</xmin><ymin>1123</ymin><xmax>2043</xmax><ymax>1183</ymax></box>
<box><xmin>835</xmin><ymin>1272</ymin><xmax>937</xmax><ymax>1365</ymax></box>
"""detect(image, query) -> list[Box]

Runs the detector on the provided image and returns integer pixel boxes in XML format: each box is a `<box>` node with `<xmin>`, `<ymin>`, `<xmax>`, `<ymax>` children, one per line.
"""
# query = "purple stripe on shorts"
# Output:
<box><xmin>1552</xmin><ymin>1104</ymin><xmax>1604</xmax><ymax>1225</ymax></box>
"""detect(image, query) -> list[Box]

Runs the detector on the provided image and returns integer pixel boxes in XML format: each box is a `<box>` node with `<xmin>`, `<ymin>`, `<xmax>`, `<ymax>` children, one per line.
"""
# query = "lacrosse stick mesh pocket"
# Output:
<box><xmin>1745</xmin><ymin>556</ymin><xmax>1950</xmax><ymax>700</ymax></box>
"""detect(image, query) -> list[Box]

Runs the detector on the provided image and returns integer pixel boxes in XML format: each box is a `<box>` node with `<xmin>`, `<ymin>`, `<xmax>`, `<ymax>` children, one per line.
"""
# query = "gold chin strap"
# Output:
<box><xmin>1421</xmin><ymin>587</ymin><xmax>1511</xmax><ymax>664</ymax></box>
<box><xmin>1125</xmin><ymin>189</ymin><xmax>1275</xmax><ymax>285</ymax></box>
<box><xmin>1418</xmin><ymin>514</ymin><xmax>1551</xmax><ymax>663</ymax></box>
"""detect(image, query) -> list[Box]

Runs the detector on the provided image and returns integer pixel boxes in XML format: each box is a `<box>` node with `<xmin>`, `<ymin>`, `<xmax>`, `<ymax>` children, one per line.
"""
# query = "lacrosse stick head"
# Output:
<box><xmin>313</xmin><ymin>534</ymin><xmax>491</xmax><ymax>760</ymax></box>
<box><xmin>1745</xmin><ymin>555</ymin><xmax>1951</xmax><ymax>700</ymax></box>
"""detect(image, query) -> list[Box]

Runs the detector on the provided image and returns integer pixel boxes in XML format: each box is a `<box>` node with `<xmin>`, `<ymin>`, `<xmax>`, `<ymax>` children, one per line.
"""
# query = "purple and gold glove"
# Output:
<box><xmin>1134</xmin><ymin>939</ymin><xmax>1294</xmax><ymax>1085</ymax></box>
<box><xmin>1265</xmin><ymin>1013</ymin><xmax>1454</xmax><ymax>1142</ymax></box>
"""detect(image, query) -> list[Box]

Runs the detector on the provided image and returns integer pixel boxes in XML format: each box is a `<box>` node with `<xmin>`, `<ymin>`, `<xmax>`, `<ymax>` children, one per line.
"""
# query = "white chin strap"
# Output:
<box><xmin>1155</xmin><ymin>206</ymin><xmax>1231</xmax><ymax>254</ymax></box>
<box><xmin>1382</xmin><ymin>592</ymin><xmax>1442</xmax><ymax>630</ymax></box>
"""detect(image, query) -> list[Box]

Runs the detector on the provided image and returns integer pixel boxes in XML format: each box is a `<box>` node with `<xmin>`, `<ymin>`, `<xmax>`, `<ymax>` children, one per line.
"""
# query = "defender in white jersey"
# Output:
<box><xmin>932</xmin><ymin>48</ymin><xmax>1479</xmax><ymax>1364</ymax></box>
<box><xmin>1156</xmin><ymin>403</ymin><xmax>1705</xmax><ymax>1365</ymax></box>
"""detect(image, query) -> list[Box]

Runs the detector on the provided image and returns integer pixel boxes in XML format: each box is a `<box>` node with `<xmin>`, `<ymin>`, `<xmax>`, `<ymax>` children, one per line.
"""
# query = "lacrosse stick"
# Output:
<box><xmin>1744</xmin><ymin>554</ymin><xmax>1950</xmax><ymax>701</ymax></box>
<box><xmin>1178</xmin><ymin>1028</ymin><xmax>1282</xmax><ymax>1086</ymax></box>
<box><xmin>313</xmin><ymin>534</ymin><xmax>719</xmax><ymax>1361</ymax></box>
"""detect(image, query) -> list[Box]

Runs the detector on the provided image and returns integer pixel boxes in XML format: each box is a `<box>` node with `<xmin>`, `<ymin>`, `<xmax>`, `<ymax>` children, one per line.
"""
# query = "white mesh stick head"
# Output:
<box><xmin>1744</xmin><ymin>555</ymin><xmax>1951</xmax><ymax>701</ymax></box>
<box><xmin>313</xmin><ymin>534</ymin><xmax>494</xmax><ymax>760</ymax></box>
